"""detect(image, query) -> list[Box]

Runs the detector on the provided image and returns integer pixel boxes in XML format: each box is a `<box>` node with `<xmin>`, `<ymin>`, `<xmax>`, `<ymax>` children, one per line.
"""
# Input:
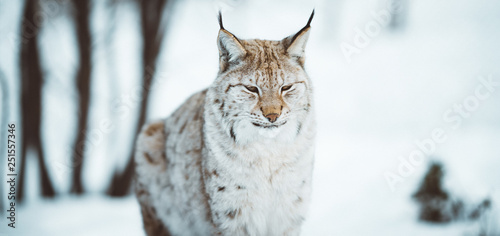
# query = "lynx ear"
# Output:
<box><xmin>217</xmin><ymin>12</ymin><xmax>246</xmax><ymax>72</ymax></box>
<box><xmin>282</xmin><ymin>10</ymin><xmax>314</xmax><ymax>66</ymax></box>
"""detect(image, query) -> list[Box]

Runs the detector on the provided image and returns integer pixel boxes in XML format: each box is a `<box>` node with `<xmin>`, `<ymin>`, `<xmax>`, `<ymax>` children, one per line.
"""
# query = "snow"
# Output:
<box><xmin>9</xmin><ymin>195</ymin><xmax>144</xmax><ymax>236</ymax></box>
<box><xmin>1</xmin><ymin>0</ymin><xmax>499</xmax><ymax>235</ymax></box>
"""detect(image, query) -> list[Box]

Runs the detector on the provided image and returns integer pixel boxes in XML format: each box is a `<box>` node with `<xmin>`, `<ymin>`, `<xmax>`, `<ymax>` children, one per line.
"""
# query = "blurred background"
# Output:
<box><xmin>1</xmin><ymin>0</ymin><xmax>500</xmax><ymax>235</ymax></box>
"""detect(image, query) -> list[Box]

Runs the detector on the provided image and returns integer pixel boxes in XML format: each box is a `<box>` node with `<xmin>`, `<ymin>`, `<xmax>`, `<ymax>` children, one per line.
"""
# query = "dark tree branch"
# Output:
<box><xmin>18</xmin><ymin>0</ymin><xmax>56</xmax><ymax>203</ymax></box>
<box><xmin>69</xmin><ymin>0</ymin><xmax>92</xmax><ymax>194</ymax></box>
<box><xmin>107</xmin><ymin>0</ymin><xmax>170</xmax><ymax>197</ymax></box>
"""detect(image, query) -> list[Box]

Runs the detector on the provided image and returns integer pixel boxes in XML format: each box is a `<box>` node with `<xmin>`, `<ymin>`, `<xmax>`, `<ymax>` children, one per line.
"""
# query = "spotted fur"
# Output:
<box><xmin>135</xmin><ymin>11</ymin><xmax>316</xmax><ymax>236</ymax></box>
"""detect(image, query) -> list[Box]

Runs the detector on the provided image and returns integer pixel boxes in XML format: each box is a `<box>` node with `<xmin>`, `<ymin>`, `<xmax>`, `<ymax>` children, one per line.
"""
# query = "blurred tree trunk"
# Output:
<box><xmin>69</xmin><ymin>0</ymin><xmax>92</xmax><ymax>194</ymax></box>
<box><xmin>18</xmin><ymin>0</ymin><xmax>56</xmax><ymax>203</ymax></box>
<box><xmin>389</xmin><ymin>0</ymin><xmax>408</xmax><ymax>30</ymax></box>
<box><xmin>107</xmin><ymin>0</ymin><xmax>169</xmax><ymax>196</ymax></box>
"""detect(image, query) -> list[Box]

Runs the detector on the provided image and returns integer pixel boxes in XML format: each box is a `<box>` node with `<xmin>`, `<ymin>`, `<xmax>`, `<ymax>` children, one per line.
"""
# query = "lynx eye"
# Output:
<box><xmin>245</xmin><ymin>86</ymin><xmax>259</xmax><ymax>93</ymax></box>
<box><xmin>281</xmin><ymin>84</ymin><xmax>293</xmax><ymax>92</ymax></box>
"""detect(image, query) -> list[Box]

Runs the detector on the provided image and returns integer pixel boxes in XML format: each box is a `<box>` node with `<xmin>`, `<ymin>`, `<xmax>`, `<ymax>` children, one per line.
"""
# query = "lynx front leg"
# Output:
<box><xmin>205</xmin><ymin>180</ymin><xmax>258</xmax><ymax>235</ymax></box>
<box><xmin>210</xmin><ymin>205</ymin><xmax>252</xmax><ymax>236</ymax></box>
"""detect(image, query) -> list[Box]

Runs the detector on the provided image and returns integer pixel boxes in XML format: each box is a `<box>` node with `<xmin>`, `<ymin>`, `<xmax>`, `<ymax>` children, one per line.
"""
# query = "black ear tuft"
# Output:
<box><xmin>291</xmin><ymin>9</ymin><xmax>314</xmax><ymax>43</ymax></box>
<box><xmin>282</xmin><ymin>10</ymin><xmax>314</xmax><ymax>66</ymax></box>
<box><xmin>306</xmin><ymin>9</ymin><xmax>315</xmax><ymax>28</ymax></box>
<box><xmin>218</xmin><ymin>11</ymin><xmax>224</xmax><ymax>30</ymax></box>
<box><xmin>217</xmin><ymin>12</ymin><xmax>246</xmax><ymax>72</ymax></box>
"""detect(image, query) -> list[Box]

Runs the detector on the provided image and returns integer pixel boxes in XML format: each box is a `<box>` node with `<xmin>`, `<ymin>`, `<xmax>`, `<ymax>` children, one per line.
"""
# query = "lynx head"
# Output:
<box><xmin>209</xmin><ymin>11</ymin><xmax>315</xmax><ymax>143</ymax></box>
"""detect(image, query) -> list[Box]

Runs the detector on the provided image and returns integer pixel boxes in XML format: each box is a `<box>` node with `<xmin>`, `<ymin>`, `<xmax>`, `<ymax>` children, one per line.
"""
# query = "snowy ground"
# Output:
<box><xmin>1</xmin><ymin>0</ymin><xmax>500</xmax><ymax>235</ymax></box>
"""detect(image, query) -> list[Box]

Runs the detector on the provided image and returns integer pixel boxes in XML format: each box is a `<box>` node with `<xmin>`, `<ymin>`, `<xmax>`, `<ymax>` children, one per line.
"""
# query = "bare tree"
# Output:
<box><xmin>69</xmin><ymin>0</ymin><xmax>92</xmax><ymax>194</ymax></box>
<box><xmin>107</xmin><ymin>0</ymin><xmax>171</xmax><ymax>196</ymax></box>
<box><xmin>18</xmin><ymin>0</ymin><xmax>56</xmax><ymax>202</ymax></box>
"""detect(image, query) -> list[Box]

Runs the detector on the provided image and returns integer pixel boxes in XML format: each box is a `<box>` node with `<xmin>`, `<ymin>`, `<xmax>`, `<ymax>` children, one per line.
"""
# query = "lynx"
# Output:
<box><xmin>134</xmin><ymin>11</ymin><xmax>316</xmax><ymax>236</ymax></box>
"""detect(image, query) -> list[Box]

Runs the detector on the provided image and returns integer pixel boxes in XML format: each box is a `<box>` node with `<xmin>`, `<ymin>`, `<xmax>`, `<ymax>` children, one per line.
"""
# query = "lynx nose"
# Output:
<box><xmin>265</xmin><ymin>113</ymin><xmax>280</xmax><ymax>123</ymax></box>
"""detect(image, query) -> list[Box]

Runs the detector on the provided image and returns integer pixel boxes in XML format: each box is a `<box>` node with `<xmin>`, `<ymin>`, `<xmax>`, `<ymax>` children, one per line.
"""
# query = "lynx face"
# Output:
<box><xmin>220</xmin><ymin>41</ymin><xmax>310</xmax><ymax>127</ymax></box>
<box><xmin>209</xmin><ymin>13</ymin><xmax>314</xmax><ymax>142</ymax></box>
